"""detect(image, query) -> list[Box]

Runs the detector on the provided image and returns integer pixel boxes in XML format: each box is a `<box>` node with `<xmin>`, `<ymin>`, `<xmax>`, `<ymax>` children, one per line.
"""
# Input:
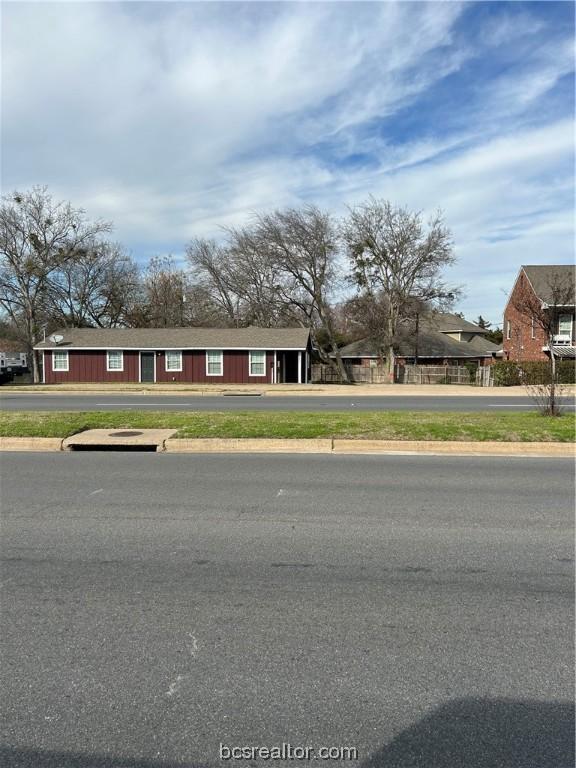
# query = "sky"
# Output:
<box><xmin>2</xmin><ymin>1</ymin><xmax>574</xmax><ymax>325</ymax></box>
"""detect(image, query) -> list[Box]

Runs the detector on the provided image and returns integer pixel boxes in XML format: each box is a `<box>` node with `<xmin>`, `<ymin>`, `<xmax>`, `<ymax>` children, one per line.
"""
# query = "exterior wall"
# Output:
<box><xmin>44</xmin><ymin>350</ymin><xmax>139</xmax><ymax>383</ymax></box>
<box><xmin>156</xmin><ymin>350</ymin><xmax>274</xmax><ymax>384</ymax></box>
<box><xmin>503</xmin><ymin>270</ymin><xmax>575</xmax><ymax>361</ymax></box>
<box><xmin>44</xmin><ymin>349</ymin><xmax>275</xmax><ymax>384</ymax></box>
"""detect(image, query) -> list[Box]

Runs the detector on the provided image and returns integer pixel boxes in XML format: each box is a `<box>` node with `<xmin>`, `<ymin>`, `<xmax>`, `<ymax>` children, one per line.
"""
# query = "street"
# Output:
<box><xmin>1</xmin><ymin>453</ymin><xmax>574</xmax><ymax>767</ymax></box>
<box><xmin>2</xmin><ymin>393</ymin><xmax>575</xmax><ymax>412</ymax></box>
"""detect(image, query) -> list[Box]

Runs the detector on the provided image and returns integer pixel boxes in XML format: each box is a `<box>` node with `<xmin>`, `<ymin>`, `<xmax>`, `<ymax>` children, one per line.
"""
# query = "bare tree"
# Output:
<box><xmin>49</xmin><ymin>242</ymin><xmax>140</xmax><ymax>328</ymax></box>
<box><xmin>225</xmin><ymin>226</ymin><xmax>296</xmax><ymax>327</ymax></box>
<box><xmin>0</xmin><ymin>187</ymin><xmax>111</xmax><ymax>381</ymax></box>
<box><xmin>254</xmin><ymin>206</ymin><xmax>350</xmax><ymax>381</ymax></box>
<box><xmin>342</xmin><ymin>198</ymin><xmax>458</xmax><ymax>375</ymax></box>
<box><xmin>186</xmin><ymin>238</ymin><xmax>241</xmax><ymax>326</ymax></box>
<box><xmin>137</xmin><ymin>255</ymin><xmax>190</xmax><ymax>327</ymax></box>
<box><xmin>511</xmin><ymin>272</ymin><xmax>574</xmax><ymax>416</ymax></box>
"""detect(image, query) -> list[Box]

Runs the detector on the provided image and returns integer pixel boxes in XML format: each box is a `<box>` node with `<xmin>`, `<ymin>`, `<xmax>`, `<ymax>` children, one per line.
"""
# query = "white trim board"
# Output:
<box><xmin>34</xmin><ymin>346</ymin><xmax>307</xmax><ymax>352</ymax></box>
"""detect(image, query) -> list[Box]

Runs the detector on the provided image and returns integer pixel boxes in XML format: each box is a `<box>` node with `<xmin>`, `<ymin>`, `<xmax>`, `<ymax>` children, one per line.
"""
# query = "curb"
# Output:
<box><xmin>165</xmin><ymin>438</ymin><xmax>333</xmax><ymax>454</ymax></box>
<box><xmin>0</xmin><ymin>437</ymin><xmax>64</xmax><ymax>451</ymax></box>
<box><xmin>332</xmin><ymin>439</ymin><xmax>575</xmax><ymax>457</ymax></box>
<box><xmin>165</xmin><ymin>438</ymin><xmax>574</xmax><ymax>457</ymax></box>
<box><xmin>0</xmin><ymin>436</ymin><xmax>573</xmax><ymax>457</ymax></box>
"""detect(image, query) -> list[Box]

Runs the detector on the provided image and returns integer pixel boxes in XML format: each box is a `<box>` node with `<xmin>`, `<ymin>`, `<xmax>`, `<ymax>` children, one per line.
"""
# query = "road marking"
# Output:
<box><xmin>95</xmin><ymin>402</ymin><xmax>192</xmax><ymax>406</ymax></box>
<box><xmin>166</xmin><ymin>675</ymin><xmax>186</xmax><ymax>697</ymax></box>
<box><xmin>89</xmin><ymin>488</ymin><xmax>103</xmax><ymax>495</ymax></box>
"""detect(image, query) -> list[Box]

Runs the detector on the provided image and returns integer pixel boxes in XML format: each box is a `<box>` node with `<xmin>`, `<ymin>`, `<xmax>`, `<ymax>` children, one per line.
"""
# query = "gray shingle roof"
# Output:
<box><xmin>431</xmin><ymin>312</ymin><xmax>488</xmax><ymax>334</ymax></box>
<box><xmin>35</xmin><ymin>327</ymin><xmax>310</xmax><ymax>350</ymax></box>
<box><xmin>337</xmin><ymin>313</ymin><xmax>500</xmax><ymax>360</ymax></box>
<box><xmin>522</xmin><ymin>265</ymin><xmax>575</xmax><ymax>305</ymax></box>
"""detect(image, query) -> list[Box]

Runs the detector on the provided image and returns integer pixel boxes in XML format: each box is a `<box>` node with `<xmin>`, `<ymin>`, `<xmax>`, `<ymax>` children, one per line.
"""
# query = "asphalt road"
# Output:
<box><xmin>2</xmin><ymin>393</ymin><xmax>574</xmax><ymax>412</ymax></box>
<box><xmin>1</xmin><ymin>453</ymin><xmax>573</xmax><ymax>768</ymax></box>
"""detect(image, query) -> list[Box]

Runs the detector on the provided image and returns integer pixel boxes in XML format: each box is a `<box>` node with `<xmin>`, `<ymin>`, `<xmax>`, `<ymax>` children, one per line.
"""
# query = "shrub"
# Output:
<box><xmin>493</xmin><ymin>360</ymin><xmax>576</xmax><ymax>386</ymax></box>
<box><xmin>493</xmin><ymin>362</ymin><xmax>521</xmax><ymax>386</ymax></box>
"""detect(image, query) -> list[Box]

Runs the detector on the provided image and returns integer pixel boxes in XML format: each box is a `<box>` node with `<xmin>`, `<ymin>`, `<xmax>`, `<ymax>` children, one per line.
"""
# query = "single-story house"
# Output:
<box><xmin>34</xmin><ymin>327</ymin><xmax>311</xmax><ymax>384</ymax></box>
<box><xmin>337</xmin><ymin>313</ymin><xmax>501</xmax><ymax>368</ymax></box>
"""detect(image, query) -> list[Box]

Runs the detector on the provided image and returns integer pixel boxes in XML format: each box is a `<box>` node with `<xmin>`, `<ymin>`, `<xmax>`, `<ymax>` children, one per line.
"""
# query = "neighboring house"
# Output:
<box><xmin>503</xmin><ymin>265</ymin><xmax>576</xmax><ymax>362</ymax></box>
<box><xmin>337</xmin><ymin>313</ymin><xmax>500</xmax><ymax>368</ymax></box>
<box><xmin>34</xmin><ymin>327</ymin><xmax>311</xmax><ymax>384</ymax></box>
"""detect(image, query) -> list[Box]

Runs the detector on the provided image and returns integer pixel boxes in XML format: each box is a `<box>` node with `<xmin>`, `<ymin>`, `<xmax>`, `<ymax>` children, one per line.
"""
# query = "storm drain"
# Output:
<box><xmin>69</xmin><ymin>443</ymin><xmax>158</xmax><ymax>452</ymax></box>
<box><xmin>222</xmin><ymin>392</ymin><xmax>263</xmax><ymax>397</ymax></box>
<box><xmin>63</xmin><ymin>428</ymin><xmax>177</xmax><ymax>452</ymax></box>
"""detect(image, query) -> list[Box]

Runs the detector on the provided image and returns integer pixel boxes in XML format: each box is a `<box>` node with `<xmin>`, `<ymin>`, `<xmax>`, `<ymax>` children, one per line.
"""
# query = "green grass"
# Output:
<box><xmin>1</xmin><ymin>410</ymin><xmax>575</xmax><ymax>442</ymax></box>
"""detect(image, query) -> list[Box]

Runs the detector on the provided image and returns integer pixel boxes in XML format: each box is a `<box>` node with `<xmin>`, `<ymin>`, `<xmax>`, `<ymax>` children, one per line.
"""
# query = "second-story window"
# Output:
<box><xmin>558</xmin><ymin>314</ymin><xmax>573</xmax><ymax>339</ymax></box>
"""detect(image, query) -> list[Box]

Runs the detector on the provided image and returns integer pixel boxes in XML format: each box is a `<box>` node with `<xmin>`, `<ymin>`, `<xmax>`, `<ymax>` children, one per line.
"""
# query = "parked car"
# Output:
<box><xmin>0</xmin><ymin>350</ymin><xmax>28</xmax><ymax>384</ymax></box>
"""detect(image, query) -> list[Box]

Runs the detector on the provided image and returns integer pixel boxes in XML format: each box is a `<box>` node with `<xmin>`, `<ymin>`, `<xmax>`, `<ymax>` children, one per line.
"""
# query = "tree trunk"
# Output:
<box><xmin>387</xmin><ymin>343</ymin><xmax>395</xmax><ymax>378</ymax></box>
<box><xmin>32</xmin><ymin>348</ymin><xmax>41</xmax><ymax>383</ymax></box>
<box><xmin>331</xmin><ymin>341</ymin><xmax>350</xmax><ymax>383</ymax></box>
<box><xmin>549</xmin><ymin>346</ymin><xmax>557</xmax><ymax>415</ymax></box>
<box><xmin>386</xmin><ymin>312</ymin><xmax>396</xmax><ymax>379</ymax></box>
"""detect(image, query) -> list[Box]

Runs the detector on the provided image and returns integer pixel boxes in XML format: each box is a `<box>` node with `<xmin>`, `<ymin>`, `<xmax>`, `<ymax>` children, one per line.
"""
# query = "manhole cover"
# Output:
<box><xmin>108</xmin><ymin>430</ymin><xmax>144</xmax><ymax>437</ymax></box>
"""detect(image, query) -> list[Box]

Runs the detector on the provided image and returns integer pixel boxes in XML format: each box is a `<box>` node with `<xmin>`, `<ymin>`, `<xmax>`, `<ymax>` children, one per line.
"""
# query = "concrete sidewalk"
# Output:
<box><xmin>3</xmin><ymin>383</ymin><xmax>571</xmax><ymax>397</ymax></box>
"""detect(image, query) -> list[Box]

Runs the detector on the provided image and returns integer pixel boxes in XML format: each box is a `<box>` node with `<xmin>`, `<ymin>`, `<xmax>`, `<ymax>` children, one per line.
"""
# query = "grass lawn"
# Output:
<box><xmin>1</xmin><ymin>410</ymin><xmax>574</xmax><ymax>442</ymax></box>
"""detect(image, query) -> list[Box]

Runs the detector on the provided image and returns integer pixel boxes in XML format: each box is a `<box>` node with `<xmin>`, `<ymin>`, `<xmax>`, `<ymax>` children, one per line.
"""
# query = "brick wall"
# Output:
<box><xmin>503</xmin><ymin>269</ymin><xmax>574</xmax><ymax>361</ymax></box>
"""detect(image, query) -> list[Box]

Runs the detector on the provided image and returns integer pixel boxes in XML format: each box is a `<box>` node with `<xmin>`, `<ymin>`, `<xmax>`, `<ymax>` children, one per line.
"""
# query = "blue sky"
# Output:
<box><xmin>2</xmin><ymin>1</ymin><xmax>574</xmax><ymax>324</ymax></box>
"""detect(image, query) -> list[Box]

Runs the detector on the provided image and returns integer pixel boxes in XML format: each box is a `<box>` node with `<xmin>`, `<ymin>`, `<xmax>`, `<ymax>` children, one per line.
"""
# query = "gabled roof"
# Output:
<box><xmin>339</xmin><ymin>333</ymin><xmax>499</xmax><ymax>360</ymax></box>
<box><xmin>431</xmin><ymin>312</ymin><xmax>489</xmax><ymax>334</ymax></box>
<box><xmin>34</xmin><ymin>326</ymin><xmax>310</xmax><ymax>350</ymax></box>
<box><xmin>337</xmin><ymin>313</ymin><xmax>500</xmax><ymax>360</ymax></box>
<box><xmin>522</xmin><ymin>265</ymin><xmax>575</xmax><ymax>305</ymax></box>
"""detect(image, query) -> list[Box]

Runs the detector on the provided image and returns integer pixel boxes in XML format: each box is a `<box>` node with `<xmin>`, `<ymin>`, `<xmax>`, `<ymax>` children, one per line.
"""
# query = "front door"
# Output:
<box><xmin>140</xmin><ymin>352</ymin><xmax>155</xmax><ymax>383</ymax></box>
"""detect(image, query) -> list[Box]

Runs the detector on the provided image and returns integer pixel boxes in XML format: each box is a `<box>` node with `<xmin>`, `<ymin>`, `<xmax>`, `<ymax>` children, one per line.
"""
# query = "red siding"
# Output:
<box><xmin>44</xmin><ymin>349</ymin><xmax>275</xmax><ymax>383</ymax></box>
<box><xmin>44</xmin><ymin>350</ymin><xmax>139</xmax><ymax>383</ymax></box>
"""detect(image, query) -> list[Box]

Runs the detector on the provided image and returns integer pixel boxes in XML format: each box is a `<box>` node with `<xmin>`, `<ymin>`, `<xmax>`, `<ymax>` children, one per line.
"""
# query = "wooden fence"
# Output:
<box><xmin>311</xmin><ymin>364</ymin><xmax>389</xmax><ymax>384</ymax></box>
<box><xmin>396</xmin><ymin>364</ymin><xmax>492</xmax><ymax>385</ymax></box>
<box><xmin>312</xmin><ymin>363</ymin><xmax>494</xmax><ymax>386</ymax></box>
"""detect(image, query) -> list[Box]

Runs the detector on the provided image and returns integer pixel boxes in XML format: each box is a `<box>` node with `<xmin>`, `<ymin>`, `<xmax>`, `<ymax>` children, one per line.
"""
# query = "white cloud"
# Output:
<box><xmin>1</xmin><ymin>1</ymin><xmax>573</xmax><ymax>325</ymax></box>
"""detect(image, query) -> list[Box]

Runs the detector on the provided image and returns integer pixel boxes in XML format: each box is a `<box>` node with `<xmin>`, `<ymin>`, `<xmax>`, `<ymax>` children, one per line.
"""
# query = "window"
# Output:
<box><xmin>249</xmin><ymin>350</ymin><xmax>266</xmax><ymax>376</ymax></box>
<box><xmin>206</xmin><ymin>350</ymin><xmax>223</xmax><ymax>376</ymax></box>
<box><xmin>531</xmin><ymin>318</ymin><xmax>535</xmax><ymax>339</ymax></box>
<box><xmin>52</xmin><ymin>350</ymin><xmax>69</xmax><ymax>371</ymax></box>
<box><xmin>106</xmin><ymin>350</ymin><xmax>124</xmax><ymax>372</ymax></box>
<box><xmin>558</xmin><ymin>314</ymin><xmax>573</xmax><ymax>337</ymax></box>
<box><xmin>165</xmin><ymin>350</ymin><xmax>182</xmax><ymax>372</ymax></box>
<box><xmin>506</xmin><ymin>320</ymin><xmax>511</xmax><ymax>340</ymax></box>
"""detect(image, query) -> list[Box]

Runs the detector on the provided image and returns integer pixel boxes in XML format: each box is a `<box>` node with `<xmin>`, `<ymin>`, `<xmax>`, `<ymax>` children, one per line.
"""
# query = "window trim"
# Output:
<box><xmin>52</xmin><ymin>350</ymin><xmax>69</xmax><ymax>372</ymax></box>
<box><xmin>249</xmin><ymin>350</ymin><xmax>267</xmax><ymax>377</ymax></box>
<box><xmin>506</xmin><ymin>320</ymin><xmax>511</xmax><ymax>340</ymax></box>
<box><xmin>558</xmin><ymin>313</ymin><xmax>573</xmax><ymax>337</ymax></box>
<box><xmin>106</xmin><ymin>349</ymin><xmax>124</xmax><ymax>372</ymax></box>
<box><xmin>206</xmin><ymin>349</ymin><xmax>223</xmax><ymax>376</ymax></box>
<box><xmin>165</xmin><ymin>350</ymin><xmax>183</xmax><ymax>372</ymax></box>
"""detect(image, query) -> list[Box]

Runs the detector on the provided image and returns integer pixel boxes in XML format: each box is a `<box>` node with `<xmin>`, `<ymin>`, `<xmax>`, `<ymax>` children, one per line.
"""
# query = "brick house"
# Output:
<box><xmin>336</xmin><ymin>313</ymin><xmax>500</xmax><ymax>368</ymax></box>
<box><xmin>503</xmin><ymin>265</ymin><xmax>575</xmax><ymax>362</ymax></box>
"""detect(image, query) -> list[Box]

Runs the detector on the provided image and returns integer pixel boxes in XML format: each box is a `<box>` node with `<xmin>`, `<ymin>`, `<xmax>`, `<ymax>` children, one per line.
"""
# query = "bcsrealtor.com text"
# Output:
<box><xmin>220</xmin><ymin>744</ymin><xmax>358</xmax><ymax>761</ymax></box>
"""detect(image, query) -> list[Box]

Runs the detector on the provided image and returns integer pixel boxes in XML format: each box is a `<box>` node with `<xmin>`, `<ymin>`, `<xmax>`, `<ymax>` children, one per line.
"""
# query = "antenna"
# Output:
<box><xmin>49</xmin><ymin>334</ymin><xmax>64</xmax><ymax>345</ymax></box>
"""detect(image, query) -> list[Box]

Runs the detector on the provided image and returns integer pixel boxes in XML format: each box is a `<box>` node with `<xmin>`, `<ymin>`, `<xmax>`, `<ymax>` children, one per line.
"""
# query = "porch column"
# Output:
<box><xmin>297</xmin><ymin>351</ymin><xmax>302</xmax><ymax>384</ymax></box>
<box><xmin>273</xmin><ymin>351</ymin><xmax>277</xmax><ymax>384</ymax></box>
